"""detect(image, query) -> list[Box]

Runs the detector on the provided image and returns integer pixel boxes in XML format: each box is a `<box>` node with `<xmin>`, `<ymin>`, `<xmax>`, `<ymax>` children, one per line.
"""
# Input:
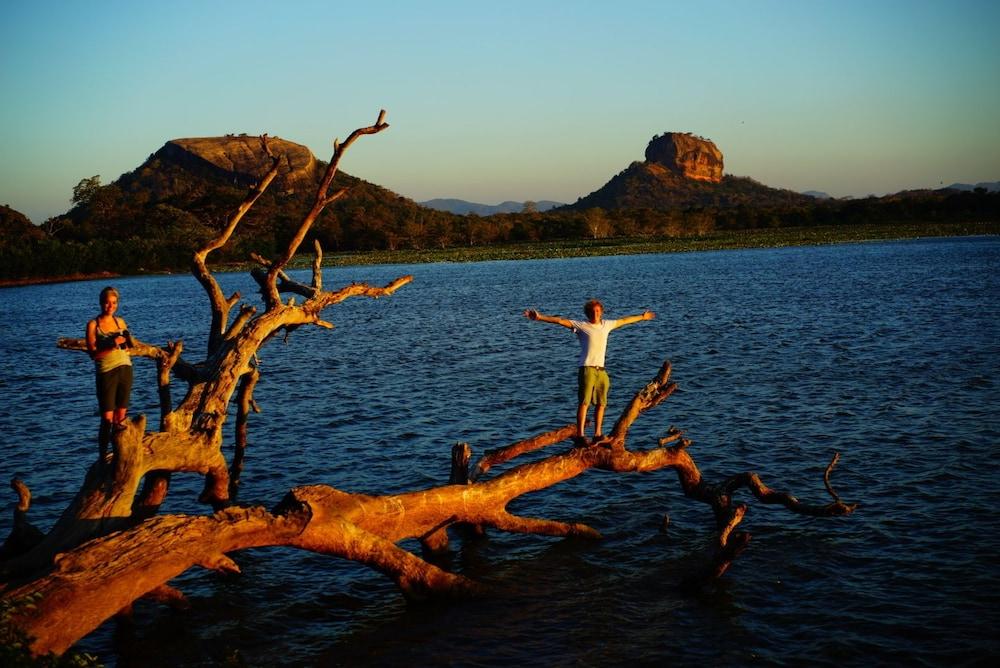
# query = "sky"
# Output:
<box><xmin>2</xmin><ymin>0</ymin><xmax>999</xmax><ymax>223</ymax></box>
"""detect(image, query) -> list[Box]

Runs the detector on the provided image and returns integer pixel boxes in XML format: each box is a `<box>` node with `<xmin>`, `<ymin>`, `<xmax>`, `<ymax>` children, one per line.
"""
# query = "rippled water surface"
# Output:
<box><xmin>2</xmin><ymin>237</ymin><xmax>999</xmax><ymax>666</ymax></box>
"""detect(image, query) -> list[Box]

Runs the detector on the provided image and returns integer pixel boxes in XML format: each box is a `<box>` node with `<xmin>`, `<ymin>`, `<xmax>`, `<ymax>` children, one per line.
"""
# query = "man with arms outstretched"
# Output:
<box><xmin>524</xmin><ymin>299</ymin><xmax>655</xmax><ymax>444</ymax></box>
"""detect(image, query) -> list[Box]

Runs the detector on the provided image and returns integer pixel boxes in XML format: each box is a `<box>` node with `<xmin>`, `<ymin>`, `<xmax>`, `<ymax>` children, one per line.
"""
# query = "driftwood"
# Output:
<box><xmin>0</xmin><ymin>110</ymin><xmax>855</xmax><ymax>658</ymax></box>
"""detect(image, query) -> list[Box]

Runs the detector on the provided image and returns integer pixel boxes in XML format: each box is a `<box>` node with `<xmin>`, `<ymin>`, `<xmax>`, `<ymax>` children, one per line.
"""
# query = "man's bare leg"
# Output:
<box><xmin>594</xmin><ymin>404</ymin><xmax>606</xmax><ymax>438</ymax></box>
<box><xmin>576</xmin><ymin>403</ymin><xmax>589</xmax><ymax>438</ymax></box>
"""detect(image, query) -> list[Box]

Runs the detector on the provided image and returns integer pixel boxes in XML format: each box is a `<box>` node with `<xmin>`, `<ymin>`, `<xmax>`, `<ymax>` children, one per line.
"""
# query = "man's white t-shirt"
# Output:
<box><xmin>570</xmin><ymin>319</ymin><xmax>618</xmax><ymax>367</ymax></box>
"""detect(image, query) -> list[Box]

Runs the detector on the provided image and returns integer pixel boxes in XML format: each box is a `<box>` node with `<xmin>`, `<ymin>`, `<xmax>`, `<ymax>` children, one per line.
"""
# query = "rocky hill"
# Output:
<box><xmin>1</xmin><ymin>204</ymin><xmax>44</xmax><ymax>245</ymax></box>
<box><xmin>114</xmin><ymin>134</ymin><xmax>344</xmax><ymax>208</ymax></box>
<box><xmin>563</xmin><ymin>132</ymin><xmax>813</xmax><ymax>211</ymax></box>
<box><xmin>59</xmin><ymin>134</ymin><xmax>454</xmax><ymax>255</ymax></box>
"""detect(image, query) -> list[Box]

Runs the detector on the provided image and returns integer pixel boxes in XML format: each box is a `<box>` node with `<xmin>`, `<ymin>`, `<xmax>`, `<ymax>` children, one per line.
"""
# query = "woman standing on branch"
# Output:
<box><xmin>85</xmin><ymin>286</ymin><xmax>134</xmax><ymax>462</ymax></box>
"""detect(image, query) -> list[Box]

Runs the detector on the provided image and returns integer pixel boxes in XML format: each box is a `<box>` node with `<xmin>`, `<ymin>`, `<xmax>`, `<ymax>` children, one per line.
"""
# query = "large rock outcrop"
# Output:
<box><xmin>563</xmin><ymin>132</ymin><xmax>812</xmax><ymax>211</ymax></box>
<box><xmin>644</xmin><ymin>132</ymin><xmax>724</xmax><ymax>183</ymax></box>
<box><xmin>160</xmin><ymin>135</ymin><xmax>320</xmax><ymax>191</ymax></box>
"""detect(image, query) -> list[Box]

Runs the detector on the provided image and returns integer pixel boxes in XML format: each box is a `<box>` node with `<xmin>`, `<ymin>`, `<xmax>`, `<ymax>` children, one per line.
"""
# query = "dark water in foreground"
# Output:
<box><xmin>2</xmin><ymin>237</ymin><xmax>999</xmax><ymax>666</ymax></box>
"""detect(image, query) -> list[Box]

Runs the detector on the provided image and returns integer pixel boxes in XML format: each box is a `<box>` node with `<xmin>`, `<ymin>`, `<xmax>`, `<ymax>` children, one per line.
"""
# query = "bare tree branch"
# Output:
<box><xmin>469</xmin><ymin>424</ymin><xmax>577</xmax><ymax>481</ymax></box>
<box><xmin>311</xmin><ymin>238</ymin><xmax>324</xmax><ymax>291</ymax></box>
<box><xmin>263</xmin><ymin>110</ymin><xmax>390</xmax><ymax>306</ymax></box>
<box><xmin>193</xmin><ymin>135</ymin><xmax>282</xmax><ymax>352</ymax></box>
<box><xmin>0</xmin><ymin>479</ymin><xmax>44</xmax><ymax>560</ymax></box>
<box><xmin>230</xmin><ymin>367</ymin><xmax>261</xmax><ymax>496</ymax></box>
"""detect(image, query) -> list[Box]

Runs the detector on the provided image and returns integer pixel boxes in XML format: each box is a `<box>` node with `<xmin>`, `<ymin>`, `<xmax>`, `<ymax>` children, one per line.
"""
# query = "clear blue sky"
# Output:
<box><xmin>2</xmin><ymin>0</ymin><xmax>998</xmax><ymax>223</ymax></box>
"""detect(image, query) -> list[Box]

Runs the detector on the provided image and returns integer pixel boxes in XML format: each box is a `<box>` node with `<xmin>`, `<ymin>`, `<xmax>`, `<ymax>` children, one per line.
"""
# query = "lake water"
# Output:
<box><xmin>1</xmin><ymin>237</ymin><xmax>999</xmax><ymax>666</ymax></box>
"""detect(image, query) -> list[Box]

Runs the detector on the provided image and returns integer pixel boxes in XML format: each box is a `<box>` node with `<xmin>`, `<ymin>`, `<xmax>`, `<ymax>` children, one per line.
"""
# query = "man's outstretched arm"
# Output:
<box><xmin>612</xmin><ymin>311</ymin><xmax>656</xmax><ymax>328</ymax></box>
<box><xmin>524</xmin><ymin>309</ymin><xmax>575</xmax><ymax>329</ymax></box>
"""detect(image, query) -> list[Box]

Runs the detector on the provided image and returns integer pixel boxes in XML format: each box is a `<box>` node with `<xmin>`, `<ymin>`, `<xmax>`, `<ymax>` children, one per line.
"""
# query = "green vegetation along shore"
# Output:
<box><xmin>1</xmin><ymin>221</ymin><xmax>996</xmax><ymax>288</ymax></box>
<box><xmin>293</xmin><ymin>220</ymin><xmax>1000</xmax><ymax>269</ymax></box>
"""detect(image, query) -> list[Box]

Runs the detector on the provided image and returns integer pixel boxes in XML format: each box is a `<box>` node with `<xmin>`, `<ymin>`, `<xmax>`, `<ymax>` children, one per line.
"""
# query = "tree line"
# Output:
<box><xmin>2</xmin><ymin>181</ymin><xmax>998</xmax><ymax>282</ymax></box>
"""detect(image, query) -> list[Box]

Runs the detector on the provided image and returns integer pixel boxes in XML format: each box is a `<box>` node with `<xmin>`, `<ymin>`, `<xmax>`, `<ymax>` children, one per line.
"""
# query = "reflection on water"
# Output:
<box><xmin>1</xmin><ymin>237</ymin><xmax>999</xmax><ymax>665</ymax></box>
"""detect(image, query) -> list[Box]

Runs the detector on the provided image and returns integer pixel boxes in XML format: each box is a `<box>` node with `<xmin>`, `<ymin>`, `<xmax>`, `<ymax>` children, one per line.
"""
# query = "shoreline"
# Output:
<box><xmin>312</xmin><ymin>221</ymin><xmax>999</xmax><ymax>268</ymax></box>
<box><xmin>2</xmin><ymin>221</ymin><xmax>996</xmax><ymax>288</ymax></box>
<box><xmin>0</xmin><ymin>270</ymin><xmax>121</xmax><ymax>289</ymax></box>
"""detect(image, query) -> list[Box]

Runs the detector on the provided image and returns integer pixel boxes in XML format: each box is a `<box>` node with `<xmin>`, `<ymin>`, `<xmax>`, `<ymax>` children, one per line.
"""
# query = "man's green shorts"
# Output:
<box><xmin>578</xmin><ymin>366</ymin><xmax>610</xmax><ymax>406</ymax></box>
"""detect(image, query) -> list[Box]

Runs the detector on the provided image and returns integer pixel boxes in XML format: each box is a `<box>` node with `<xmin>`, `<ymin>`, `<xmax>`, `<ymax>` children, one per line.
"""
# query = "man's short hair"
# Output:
<box><xmin>583</xmin><ymin>299</ymin><xmax>602</xmax><ymax>320</ymax></box>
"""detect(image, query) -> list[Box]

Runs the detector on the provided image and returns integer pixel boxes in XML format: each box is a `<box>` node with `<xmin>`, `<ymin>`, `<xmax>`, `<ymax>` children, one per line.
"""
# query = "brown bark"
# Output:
<box><xmin>229</xmin><ymin>366</ymin><xmax>260</xmax><ymax>496</ymax></box>
<box><xmin>5</xmin><ymin>506</ymin><xmax>312</xmax><ymax>655</ymax></box>
<box><xmin>0</xmin><ymin>480</ymin><xmax>44</xmax><ymax>560</ymax></box>
<box><xmin>1</xmin><ymin>111</ymin><xmax>856</xmax><ymax>659</ymax></box>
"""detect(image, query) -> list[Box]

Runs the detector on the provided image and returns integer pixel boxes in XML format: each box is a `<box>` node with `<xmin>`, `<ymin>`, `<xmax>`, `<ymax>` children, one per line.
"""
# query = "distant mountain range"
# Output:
<box><xmin>410</xmin><ymin>184</ymin><xmax>998</xmax><ymax>213</ymax></box>
<box><xmin>944</xmin><ymin>181</ymin><xmax>1000</xmax><ymax>192</ymax></box>
<box><xmin>419</xmin><ymin>199</ymin><xmax>564</xmax><ymax>215</ymax></box>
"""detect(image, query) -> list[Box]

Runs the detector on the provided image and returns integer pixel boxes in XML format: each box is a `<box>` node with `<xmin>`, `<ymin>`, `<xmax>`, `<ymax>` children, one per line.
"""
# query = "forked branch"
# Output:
<box><xmin>193</xmin><ymin>135</ymin><xmax>282</xmax><ymax>351</ymax></box>
<box><xmin>264</xmin><ymin>109</ymin><xmax>390</xmax><ymax>307</ymax></box>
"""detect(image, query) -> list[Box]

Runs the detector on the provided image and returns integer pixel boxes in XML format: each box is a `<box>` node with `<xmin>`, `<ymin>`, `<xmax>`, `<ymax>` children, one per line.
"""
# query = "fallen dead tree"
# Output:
<box><xmin>0</xmin><ymin>110</ymin><xmax>855</xmax><ymax>658</ymax></box>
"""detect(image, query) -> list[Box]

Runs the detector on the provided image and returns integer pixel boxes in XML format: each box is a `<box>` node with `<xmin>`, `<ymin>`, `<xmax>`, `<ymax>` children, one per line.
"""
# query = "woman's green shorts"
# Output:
<box><xmin>578</xmin><ymin>366</ymin><xmax>610</xmax><ymax>406</ymax></box>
